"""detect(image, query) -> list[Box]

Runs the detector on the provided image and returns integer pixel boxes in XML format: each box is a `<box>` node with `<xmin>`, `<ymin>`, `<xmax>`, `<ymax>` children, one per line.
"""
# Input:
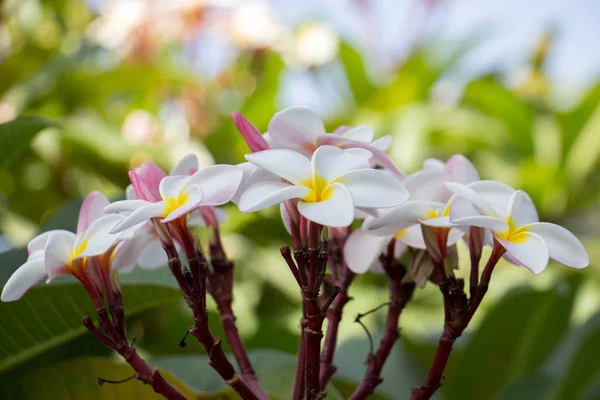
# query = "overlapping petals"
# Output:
<box><xmin>239</xmin><ymin>146</ymin><xmax>408</xmax><ymax>227</ymax></box>
<box><xmin>447</xmin><ymin>181</ymin><xmax>589</xmax><ymax>274</ymax></box>
<box><xmin>107</xmin><ymin>164</ymin><xmax>243</xmax><ymax>233</ymax></box>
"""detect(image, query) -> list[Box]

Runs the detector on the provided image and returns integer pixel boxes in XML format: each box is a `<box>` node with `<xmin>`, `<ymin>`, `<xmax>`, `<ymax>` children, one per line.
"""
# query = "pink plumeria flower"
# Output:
<box><xmin>106</xmin><ymin>161</ymin><xmax>242</xmax><ymax>233</ymax></box>
<box><xmin>238</xmin><ymin>145</ymin><xmax>409</xmax><ymax>227</ymax></box>
<box><xmin>446</xmin><ymin>181</ymin><xmax>589</xmax><ymax>274</ymax></box>
<box><xmin>346</xmin><ymin>155</ymin><xmax>479</xmax><ymax>273</ymax></box>
<box><xmin>232</xmin><ymin>107</ymin><xmax>404</xmax><ymax>177</ymax></box>
<box><xmin>1</xmin><ymin>192</ymin><xmax>124</xmax><ymax>302</ymax></box>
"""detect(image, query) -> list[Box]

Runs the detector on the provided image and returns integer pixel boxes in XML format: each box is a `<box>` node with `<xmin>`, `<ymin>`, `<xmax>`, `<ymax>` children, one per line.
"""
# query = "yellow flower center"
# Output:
<box><xmin>301</xmin><ymin>175</ymin><xmax>333</xmax><ymax>203</ymax></box>
<box><xmin>163</xmin><ymin>192</ymin><xmax>190</xmax><ymax>215</ymax></box>
<box><xmin>71</xmin><ymin>240</ymin><xmax>88</xmax><ymax>259</ymax></box>
<box><xmin>496</xmin><ymin>216</ymin><xmax>529</xmax><ymax>243</ymax></box>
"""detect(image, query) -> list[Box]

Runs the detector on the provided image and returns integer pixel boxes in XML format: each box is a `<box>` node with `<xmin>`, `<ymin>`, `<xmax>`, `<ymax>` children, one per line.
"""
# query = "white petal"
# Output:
<box><xmin>342</xmin><ymin>125</ymin><xmax>374</xmax><ymax>142</ymax></box>
<box><xmin>238</xmin><ymin>182</ymin><xmax>310</xmax><ymax>212</ymax></box>
<box><xmin>162</xmin><ymin>184</ymin><xmax>204</xmax><ymax>223</ymax></box>
<box><xmin>344</xmin><ymin>229</ymin><xmax>391</xmax><ymax>274</ymax></box>
<box><xmin>467</xmin><ymin>180</ymin><xmax>516</xmax><ymax>215</ymax></box>
<box><xmin>343</xmin><ymin>148</ymin><xmax>373</xmax><ymax>162</ymax></box>
<box><xmin>280</xmin><ymin>202</ymin><xmax>292</xmax><ymax>235</ymax></box>
<box><xmin>170</xmin><ymin>154</ymin><xmax>198</xmax><ymax>176</ymax></box>
<box><xmin>1</xmin><ymin>257</ymin><xmax>47</xmax><ymax>301</ymax></box>
<box><xmin>231</xmin><ymin>162</ymin><xmax>278</xmax><ymax>205</ymax></box>
<box><xmin>111</xmin><ymin>202</ymin><xmax>166</xmax><ymax>233</ymax></box>
<box><xmin>396</xmin><ymin>224</ymin><xmax>426</xmax><ymax>249</ymax></box>
<box><xmin>77</xmin><ymin>214</ymin><xmax>124</xmax><ymax>257</ymax></box>
<box><xmin>448</xmin><ymin>228</ymin><xmax>465</xmax><ymax>246</ymax></box>
<box><xmin>421</xmin><ymin>216</ymin><xmax>453</xmax><ymax>227</ymax></box>
<box><xmin>28</xmin><ymin>230</ymin><xmax>76</xmax><ymax>255</ymax></box>
<box><xmin>297</xmin><ymin>183</ymin><xmax>354</xmax><ymax>227</ymax></box>
<box><xmin>312</xmin><ymin>146</ymin><xmax>369</xmax><ymax>182</ymax></box>
<box><xmin>77</xmin><ymin>192</ymin><xmax>110</xmax><ymax>234</ymax></box>
<box><xmin>268</xmin><ymin>106</ymin><xmax>324</xmax><ymax>148</ymax></box>
<box><xmin>187</xmin><ymin>165</ymin><xmax>243</xmax><ymax>205</ymax></box>
<box><xmin>497</xmin><ymin>232</ymin><xmax>549</xmax><ymax>274</ymax></box>
<box><xmin>423</xmin><ymin>158</ymin><xmax>445</xmax><ymax>170</ymax></box>
<box><xmin>508</xmin><ymin>190</ymin><xmax>539</xmax><ymax>227</ymax></box>
<box><xmin>445</xmin><ymin>154</ymin><xmax>479</xmax><ymax>185</ymax></box>
<box><xmin>449</xmin><ymin>197</ymin><xmax>508</xmax><ymax>232</ymax></box>
<box><xmin>104</xmin><ymin>199</ymin><xmax>149</xmax><ymax>214</ymax></box>
<box><xmin>159</xmin><ymin>175</ymin><xmax>190</xmax><ymax>199</ymax></box>
<box><xmin>112</xmin><ymin>237</ymin><xmax>147</xmax><ymax>273</ymax></box>
<box><xmin>246</xmin><ymin>149</ymin><xmax>311</xmax><ymax>185</ymax></box>
<box><xmin>126</xmin><ymin>184</ymin><xmax>138</xmax><ymax>200</ymax></box>
<box><xmin>355</xmin><ymin>207</ymin><xmax>379</xmax><ymax>218</ymax></box>
<box><xmin>526</xmin><ymin>222</ymin><xmax>589</xmax><ymax>269</ymax></box>
<box><xmin>45</xmin><ymin>233</ymin><xmax>74</xmax><ymax>281</ymax></box>
<box><xmin>445</xmin><ymin>182</ymin><xmax>497</xmax><ymax>217</ymax></box>
<box><xmin>138</xmin><ymin>241</ymin><xmax>169</xmax><ymax>269</ymax></box>
<box><xmin>371</xmin><ymin>135</ymin><xmax>392</xmax><ymax>151</ymax></box>
<box><xmin>337</xmin><ymin>169</ymin><xmax>409</xmax><ymax>208</ymax></box>
<box><xmin>365</xmin><ymin>201</ymin><xmax>441</xmax><ymax>236</ymax></box>
<box><xmin>403</xmin><ymin>168</ymin><xmax>446</xmax><ymax>202</ymax></box>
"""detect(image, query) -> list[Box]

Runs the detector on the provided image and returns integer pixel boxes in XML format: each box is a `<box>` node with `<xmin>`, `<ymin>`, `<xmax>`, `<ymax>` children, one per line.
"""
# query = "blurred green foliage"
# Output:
<box><xmin>0</xmin><ymin>1</ymin><xmax>599</xmax><ymax>399</ymax></box>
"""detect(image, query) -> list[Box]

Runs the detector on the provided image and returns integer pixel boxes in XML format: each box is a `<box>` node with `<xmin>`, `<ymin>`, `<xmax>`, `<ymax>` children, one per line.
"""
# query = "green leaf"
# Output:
<box><xmin>0</xmin><ymin>282</ymin><xmax>182</xmax><ymax>374</ymax></box>
<box><xmin>491</xmin><ymin>372</ymin><xmax>556</xmax><ymax>400</ymax></box>
<box><xmin>444</xmin><ymin>276</ymin><xmax>580</xmax><ymax>400</ymax></box>
<box><xmin>154</xmin><ymin>349</ymin><xmax>345</xmax><ymax>400</ymax></box>
<box><xmin>0</xmin><ymin>116</ymin><xmax>55</xmax><ymax>169</ymax></box>
<box><xmin>2</xmin><ymin>356</ymin><xmax>198</xmax><ymax>399</ymax></box>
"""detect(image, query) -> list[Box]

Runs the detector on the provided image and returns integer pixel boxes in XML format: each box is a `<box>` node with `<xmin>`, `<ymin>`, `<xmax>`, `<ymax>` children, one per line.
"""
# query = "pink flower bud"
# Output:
<box><xmin>129</xmin><ymin>162</ymin><xmax>166</xmax><ymax>202</ymax></box>
<box><xmin>231</xmin><ymin>112</ymin><xmax>269</xmax><ymax>153</ymax></box>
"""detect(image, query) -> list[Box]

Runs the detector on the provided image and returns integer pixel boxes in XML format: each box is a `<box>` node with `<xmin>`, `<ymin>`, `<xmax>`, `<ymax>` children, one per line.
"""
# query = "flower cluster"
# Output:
<box><xmin>0</xmin><ymin>106</ymin><xmax>590</xmax><ymax>400</ymax></box>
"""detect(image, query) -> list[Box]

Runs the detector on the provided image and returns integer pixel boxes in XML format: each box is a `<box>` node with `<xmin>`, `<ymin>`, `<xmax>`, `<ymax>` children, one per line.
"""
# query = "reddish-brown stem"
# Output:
<box><xmin>83</xmin><ymin>317</ymin><xmax>187</xmax><ymax>400</ymax></box>
<box><xmin>320</xmin><ymin>271</ymin><xmax>355</xmax><ymax>389</ymax></box>
<box><xmin>349</xmin><ymin>263</ymin><xmax>416</xmax><ymax>400</ymax></box>
<box><xmin>304</xmin><ymin>290</ymin><xmax>326</xmax><ymax>400</ymax></box>
<box><xmin>410</xmin><ymin>240</ymin><xmax>506</xmax><ymax>400</ymax></box>
<box><xmin>293</xmin><ymin>315</ymin><xmax>308</xmax><ymax>400</ymax></box>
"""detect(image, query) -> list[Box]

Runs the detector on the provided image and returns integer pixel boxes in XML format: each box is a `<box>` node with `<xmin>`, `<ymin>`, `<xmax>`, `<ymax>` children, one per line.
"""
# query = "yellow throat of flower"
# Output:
<box><xmin>302</xmin><ymin>175</ymin><xmax>333</xmax><ymax>203</ymax></box>
<box><xmin>163</xmin><ymin>192</ymin><xmax>190</xmax><ymax>215</ymax></box>
<box><xmin>496</xmin><ymin>216</ymin><xmax>529</xmax><ymax>243</ymax></box>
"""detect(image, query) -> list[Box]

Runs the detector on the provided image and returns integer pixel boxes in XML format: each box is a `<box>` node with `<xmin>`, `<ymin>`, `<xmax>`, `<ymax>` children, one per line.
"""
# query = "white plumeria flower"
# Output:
<box><xmin>1</xmin><ymin>192</ymin><xmax>124</xmax><ymax>302</ymax></box>
<box><xmin>238</xmin><ymin>145</ymin><xmax>409</xmax><ymax>227</ymax></box>
<box><xmin>106</xmin><ymin>164</ymin><xmax>243</xmax><ymax>233</ymax></box>
<box><xmin>345</xmin><ymin>154</ymin><xmax>479</xmax><ymax>273</ymax></box>
<box><xmin>446</xmin><ymin>181</ymin><xmax>589</xmax><ymax>274</ymax></box>
<box><xmin>233</xmin><ymin>107</ymin><xmax>403</xmax><ymax>177</ymax></box>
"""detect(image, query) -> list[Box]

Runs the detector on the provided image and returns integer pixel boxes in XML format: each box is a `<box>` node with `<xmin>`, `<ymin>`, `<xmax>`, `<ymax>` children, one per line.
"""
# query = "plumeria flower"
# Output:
<box><xmin>1</xmin><ymin>192</ymin><xmax>125</xmax><ymax>302</ymax></box>
<box><xmin>346</xmin><ymin>155</ymin><xmax>479</xmax><ymax>273</ymax></box>
<box><xmin>238</xmin><ymin>145</ymin><xmax>409</xmax><ymax>227</ymax></box>
<box><xmin>446</xmin><ymin>181</ymin><xmax>589</xmax><ymax>274</ymax></box>
<box><xmin>232</xmin><ymin>107</ymin><xmax>403</xmax><ymax>177</ymax></box>
<box><xmin>106</xmin><ymin>161</ymin><xmax>242</xmax><ymax>233</ymax></box>
<box><xmin>117</xmin><ymin>156</ymin><xmax>229</xmax><ymax>270</ymax></box>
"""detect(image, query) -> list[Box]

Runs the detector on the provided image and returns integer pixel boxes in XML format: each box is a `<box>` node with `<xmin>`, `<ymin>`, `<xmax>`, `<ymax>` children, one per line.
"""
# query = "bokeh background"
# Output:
<box><xmin>1</xmin><ymin>0</ymin><xmax>600</xmax><ymax>399</ymax></box>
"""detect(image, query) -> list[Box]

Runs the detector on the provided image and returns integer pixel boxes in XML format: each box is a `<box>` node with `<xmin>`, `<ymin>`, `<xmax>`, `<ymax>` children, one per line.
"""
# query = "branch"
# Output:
<box><xmin>83</xmin><ymin>317</ymin><xmax>188</xmax><ymax>400</ymax></box>
<box><xmin>348</xmin><ymin>260</ymin><xmax>416</xmax><ymax>400</ymax></box>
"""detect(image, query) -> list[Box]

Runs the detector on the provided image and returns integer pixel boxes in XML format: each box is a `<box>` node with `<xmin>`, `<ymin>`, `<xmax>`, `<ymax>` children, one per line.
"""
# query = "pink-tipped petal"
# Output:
<box><xmin>170</xmin><ymin>154</ymin><xmax>199</xmax><ymax>176</ymax></box>
<box><xmin>344</xmin><ymin>229</ymin><xmax>392</xmax><ymax>274</ymax></box>
<box><xmin>317</xmin><ymin>134</ymin><xmax>405</xmax><ymax>178</ymax></box>
<box><xmin>496</xmin><ymin>232</ymin><xmax>549</xmax><ymax>274</ymax></box>
<box><xmin>445</xmin><ymin>154</ymin><xmax>479</xmax><ymax>185</ymax></box>
<box><xmin>297</xmin><ymin>183</ymin><xmax>355</xmax><ymax>227</ymax></box>
<box><xmin>1</xmin><ymin>256</ymin><xmax>47</xmax><ymax>301</ymax></box>
<box><xmin>77</xmin><ymin>192</ymin><xmax>110</xmax><ymax>234</ymax></box>
<box><xmin>232</xmin><ymin>112</ymin><xmax>270</xmax><ymax>152</ymax></box>
<box><xmin>129</xmin><ymin>162</ymin><xmax>166</xmax><ymax>202</ymax></box>
<box><xmin>526</xmin><ymin>222</ymin><xmax>589</xmax><ymax>269</ymax></box>
<box><xmin>187</xmin><ymin>165</ymin><xmax>244</xmax><ymax>206</ymax></box>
